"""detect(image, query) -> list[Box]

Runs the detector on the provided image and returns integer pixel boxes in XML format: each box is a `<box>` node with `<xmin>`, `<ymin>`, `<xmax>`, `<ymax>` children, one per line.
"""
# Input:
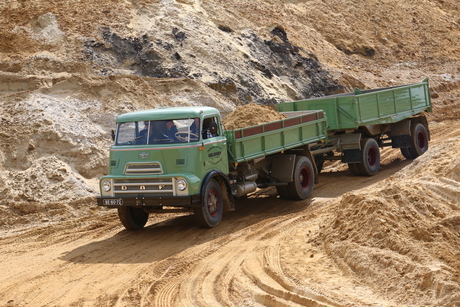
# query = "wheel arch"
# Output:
<box><xmin>201</xmin><ymin>170</ymin><xmax>235</xmax><ymax>212</ymax></box>
<box><xmin>285</xmin><ymin>147</ymin><xmax>319</xmax><ymax>184</ymax></box>
<box><xmin>410</xmin><ymin>113</ymin><xmax>431</xmax><ymax>141</ymax></box>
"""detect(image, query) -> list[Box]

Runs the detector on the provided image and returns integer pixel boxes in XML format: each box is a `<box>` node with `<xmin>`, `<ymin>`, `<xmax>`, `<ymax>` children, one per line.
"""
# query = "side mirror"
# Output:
<box><xmin>111</xmin><ymin>130</ymin><xmax>115</xmax><ymax>141</ymax></box>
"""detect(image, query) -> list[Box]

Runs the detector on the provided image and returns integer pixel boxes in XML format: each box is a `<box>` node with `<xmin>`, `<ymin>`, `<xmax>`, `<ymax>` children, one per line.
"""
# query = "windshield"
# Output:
<box><xmin>115</xmin><ymin>118</ymin><xmax>200</xmax><ymax>145</ymax></box>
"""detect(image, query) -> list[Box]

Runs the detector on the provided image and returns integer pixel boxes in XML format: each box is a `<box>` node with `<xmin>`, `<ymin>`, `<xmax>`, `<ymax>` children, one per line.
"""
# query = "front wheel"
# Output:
<box><xmin>194</xmin><ymin>178</ymin><xmax>224</xmax><ymax>228</ymax></box>
<box><xmin>286</xmin><ymin>156</ymin><xmax>315</xmax><ymax>200</ymax></box>
<box><xmin>117</xmin><ymin>207</ymin><xmax>149</xmax><ymax>230</ymax></box>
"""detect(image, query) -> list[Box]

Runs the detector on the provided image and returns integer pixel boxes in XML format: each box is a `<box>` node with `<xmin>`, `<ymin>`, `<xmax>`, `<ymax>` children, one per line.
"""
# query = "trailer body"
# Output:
<box><xmin>225</xmin><ymin>110</ymin><xmax>327</xmax><ymax>164</ymax></box>
<box><xmin>276</xmin><ymin>79</ymin><xmax>431</xmax><ymax>131</ymax></box>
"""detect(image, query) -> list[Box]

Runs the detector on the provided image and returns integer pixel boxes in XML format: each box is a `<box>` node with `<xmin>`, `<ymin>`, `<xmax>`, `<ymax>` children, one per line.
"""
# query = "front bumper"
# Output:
<box><xmin>97</xmin><ymin>194</ymin><xmax>201</xmax><ymax>208</ymax></box>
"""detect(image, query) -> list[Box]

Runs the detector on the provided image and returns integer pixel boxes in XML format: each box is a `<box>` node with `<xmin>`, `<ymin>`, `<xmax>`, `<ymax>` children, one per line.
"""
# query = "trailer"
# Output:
<box><xmin>276</xmin><ymin>78</ymin><xmax>432</xmax><ymax>175</ymax></box>
<box><xmin>97</xmin><ymin>79</ymin><xmax>432</xmax><ymax>229</ymax></box>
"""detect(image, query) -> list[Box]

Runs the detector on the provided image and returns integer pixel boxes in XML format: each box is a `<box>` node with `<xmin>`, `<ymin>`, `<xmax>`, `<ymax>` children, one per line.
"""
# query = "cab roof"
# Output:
<box><xmin>116</xmin><ymin>106</ymin><xmax>220</xmax><ymax>123</ymax></box>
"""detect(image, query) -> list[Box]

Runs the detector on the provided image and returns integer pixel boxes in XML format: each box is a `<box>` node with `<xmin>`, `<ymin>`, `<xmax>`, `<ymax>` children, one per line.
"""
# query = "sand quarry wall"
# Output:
<box><xmin>0</xmin><ymin>0</ymin><xmax>460</xmax><ymax>304</ymax></box>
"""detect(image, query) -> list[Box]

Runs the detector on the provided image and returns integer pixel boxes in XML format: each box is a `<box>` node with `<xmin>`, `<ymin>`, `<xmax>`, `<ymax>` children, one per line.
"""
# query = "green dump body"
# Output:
<box><xmin>275</xmin><ymin>79</ymin><xmax>432</xmax><ymax>131</ymax></box>
<box><xmin>224</xmin><ymin>110</ymin><xmax>327</xmax><ymax>164</ymax></box>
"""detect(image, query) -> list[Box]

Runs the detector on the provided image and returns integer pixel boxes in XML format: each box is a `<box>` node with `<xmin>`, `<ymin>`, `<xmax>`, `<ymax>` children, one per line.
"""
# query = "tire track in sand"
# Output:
<box><xmin>148</xmin><ymin>200</ymin><xmax>345</xmax><ymax>306</ymax></box>
<box><xmin>241</xmin><ymin>210</ymin><xmax>343</xmax><ymax>307</ymax></box>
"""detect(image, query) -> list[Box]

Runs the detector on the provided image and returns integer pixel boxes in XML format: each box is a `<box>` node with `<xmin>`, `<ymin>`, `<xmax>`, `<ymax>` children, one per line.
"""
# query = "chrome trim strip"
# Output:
<box><xmin>114</xmin><ymin>189</ymin><xmax>174</xmax><ymax>194</ymax></box>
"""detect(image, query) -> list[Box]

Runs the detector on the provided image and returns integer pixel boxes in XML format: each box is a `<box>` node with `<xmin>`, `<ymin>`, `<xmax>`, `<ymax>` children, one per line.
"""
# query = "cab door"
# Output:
<box><xmin>201</xmin><ymin>116</ymin><xmax>228</xmax><ymax>174</ymax></box>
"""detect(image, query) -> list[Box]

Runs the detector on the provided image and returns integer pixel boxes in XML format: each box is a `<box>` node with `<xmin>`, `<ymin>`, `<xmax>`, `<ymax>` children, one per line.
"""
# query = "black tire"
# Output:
<box><xmin>285</xmin><ymin>156</ymin><xmax>315</xmax><ymax>200</ymax></box>
<box><xmin>400</xmin><ymin>147</ymin><xmax>414</xmax><ymax>159</ymax></box>
<box><xmin>276</xmin><ymin>185</ymin><xmax>291</xmax><ymax>200</ymax></box>
<box><xmin>401</xmin><ymin>123</ymin><xmax>429</xmax><ymax>159</ymax></box>
<box><xmin>117</xmin><ymin>207</ymin><xmax>149</xmax><ymax>230</ymax></box>
<box><xmin>356</xmin><ymin>138</ymin><xmax>380</xmax><ymax>176</ymax></box>
<box><xmin>194</xmin><ymin>178</ymin><xmax>223</xmax><ymax>228</ymax></box>
<box><xmin>348</xmin><ymin>162</ymin><xmax>361</xmax><ymax>176</ymax></box>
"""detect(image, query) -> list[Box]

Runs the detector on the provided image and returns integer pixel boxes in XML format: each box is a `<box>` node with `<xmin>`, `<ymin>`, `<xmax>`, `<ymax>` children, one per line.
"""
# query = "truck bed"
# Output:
<box><xmin>224</xmin><ymin>110</ymin><xmax>327</xmax><ymax>164</ymax></box>
<box><xmin>275</xmin><ymin>79</ymin><xmax>432</xmax><ymax>131</ymax></box>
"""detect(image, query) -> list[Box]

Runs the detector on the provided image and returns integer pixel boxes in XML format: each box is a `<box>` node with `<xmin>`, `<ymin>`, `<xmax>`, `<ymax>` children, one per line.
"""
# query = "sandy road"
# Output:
<box><xmin>0</xmin><ymin>164</ymin><xmax>406</xmax><ymax>306</ymax></box>
<box><xmin>0</xmin><ymin>120</ymin><xmax>458</xmax><ymax>307</ymax></box>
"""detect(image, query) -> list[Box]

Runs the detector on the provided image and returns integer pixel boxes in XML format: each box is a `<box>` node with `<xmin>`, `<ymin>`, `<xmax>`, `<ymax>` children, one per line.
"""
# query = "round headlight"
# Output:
<box><xmin>102</xmin><ymin>180</ymin><xmax>111</xmax><ymax>192</ymax></box>
<box><xmin>177</xmin><ymin>179</ymin><xmax>187</xmax><ymax>191</ymax></box>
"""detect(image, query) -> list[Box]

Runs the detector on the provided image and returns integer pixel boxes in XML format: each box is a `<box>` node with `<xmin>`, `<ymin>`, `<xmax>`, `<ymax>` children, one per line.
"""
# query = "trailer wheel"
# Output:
<box><xmin>117</xmin><ymin>207</ymin><xmax>149</xmax><ymax>230</ymax></box>
<box><xmin>194</xmin><ymin>178</ymin><xmax>223</xmax><ymax>228</ymax></box>
<box><xmin>357</xmin><ymin>138</ymin><xmax>380</xmax><ymax>176</ymax></box>
<box><xmin>400</xmin><ymin>147</ymin><xmax>413</xmax><ymax>160</ymax></box>
<box><xmin>401</xmin><ymin>123</ymin><xmax>429</xmax><ymax>159</ymax></box>
<box><xmin>286</xmin><ymin>156</ymin><xmax>315</xmax><ymax>200</ymax></box>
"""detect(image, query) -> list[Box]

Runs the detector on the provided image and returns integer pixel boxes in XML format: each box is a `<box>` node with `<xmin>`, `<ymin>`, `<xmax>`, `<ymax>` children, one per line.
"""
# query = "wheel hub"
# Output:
<box><xmin>300</xmin><ymin>167</ymin><xmax>310</xmax><ymax>190</ymax></box>
<box><xmin>207</xmin><ymin>189</ymin><xmax>218</xmax><ymax>216</ymax></box>
<box><xmin>417</xmin><ymin>131</ymin><xmax>427</xmax><ymax>150</ymax></box>
<box><xmin>368</xmin><ymin>147</ymin><xmax>377</xmax><ymax>167</ymax></box>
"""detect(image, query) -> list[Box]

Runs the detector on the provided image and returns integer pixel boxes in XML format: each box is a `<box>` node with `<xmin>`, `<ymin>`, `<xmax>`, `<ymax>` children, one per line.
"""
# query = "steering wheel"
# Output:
<box><xmin>175</xmin><ymin>132</ymin><xmax>199</xmax><ymax>142</ymax></box>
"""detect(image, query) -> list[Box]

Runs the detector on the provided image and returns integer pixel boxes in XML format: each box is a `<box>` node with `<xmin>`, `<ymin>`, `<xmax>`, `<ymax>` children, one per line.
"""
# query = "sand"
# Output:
<box><xmin>222</xmin><ymin>103</ymin><xmax>286</xmax><ymax>130</ymax></box>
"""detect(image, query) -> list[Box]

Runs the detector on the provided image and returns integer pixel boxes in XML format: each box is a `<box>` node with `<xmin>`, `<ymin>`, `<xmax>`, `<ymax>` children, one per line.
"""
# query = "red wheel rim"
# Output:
<box><xmin>300</xmin><ymin>167</ymin><xmax>311</xmax><ymax>190</ymax></box>
<box><xmin>207</xmin><ymin>188</ymin><xmax>219</xmax><ymax>217</ymax></box>
<box><xmin>367</xmin><ymin>147</ymin><xmax>377</xmax><ymax>167</ymax></box>
<box><xmin>417</xmin><ymin>131</ymin><xmax>427</xmax><ymax>150</ymax></box>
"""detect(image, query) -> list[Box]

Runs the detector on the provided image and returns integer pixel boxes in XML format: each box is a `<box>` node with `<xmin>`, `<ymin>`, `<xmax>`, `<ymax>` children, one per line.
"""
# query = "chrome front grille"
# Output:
<box><xmin>113</xmin><ymin>178</ymin><xmax>174</xmax><ymax>197</ymax></box>
<box><xmin>124</xmin><ymin>162</ymin><xmax>163</xmax><ymax>175</ymax></box>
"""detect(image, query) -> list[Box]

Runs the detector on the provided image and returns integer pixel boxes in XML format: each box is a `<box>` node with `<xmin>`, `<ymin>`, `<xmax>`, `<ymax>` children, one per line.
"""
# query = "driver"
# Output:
<box><xmin>165</xmin><ymin>120</ymin><xmax>179</xmax><ymax>142</ymax></box>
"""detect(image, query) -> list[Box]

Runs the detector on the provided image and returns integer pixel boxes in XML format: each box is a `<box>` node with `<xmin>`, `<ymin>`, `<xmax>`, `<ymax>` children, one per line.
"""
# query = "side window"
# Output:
<box><xmin>116</xmin><ymin>122</ymin><xmax>143</xmax><ymax>145</ymax></box>
<box><xmin>202</xmin><ymin>116</ymin><xmax>220</xmax><ymax>139</ymax></box>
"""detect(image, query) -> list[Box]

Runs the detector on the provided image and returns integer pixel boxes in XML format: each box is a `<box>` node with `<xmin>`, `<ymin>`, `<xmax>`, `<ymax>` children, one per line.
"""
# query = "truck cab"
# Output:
<box><xmin>98</xmin><ymin>106</ymin><xmax>232</xmax><ymax>229</ymax></box>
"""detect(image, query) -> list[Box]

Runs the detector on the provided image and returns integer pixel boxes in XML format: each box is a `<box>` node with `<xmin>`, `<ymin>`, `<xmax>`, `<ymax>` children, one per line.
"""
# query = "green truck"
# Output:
<box><xmin>97</xmin><ymin>79</ymin><xmax>432</xmax><ymax>229</ymax></box>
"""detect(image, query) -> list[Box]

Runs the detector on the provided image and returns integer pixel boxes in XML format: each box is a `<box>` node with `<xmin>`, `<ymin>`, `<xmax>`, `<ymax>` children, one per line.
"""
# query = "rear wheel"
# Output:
<box><xmin>276</xmin><ymin>185</ymin><xmax>291</xmax><ymax>200</ymax></box>
<box><xmin>348</xmin><ymin>162</ymin><xmax>361</xmax><ymax>176</ymax></box>
<box><xmin>286</xmin><ymin>156</ymin><xmax>315</xmax><ymax>200</ymax></box>
<box><xmin>356</xmin><ymin>138</ymin><xmax>380</xmax><ymax>176</ymax></box>
<box><xmin>194</xmin><ymin>178</ymin><xmax>223</xmax><ymax>228</ymax></box>
<box><xmin>400</xmin><ymin>123</ymin><xmax>429</xmax><ymax>159</ymax></box>
<box><xmin>117</xmin><ymin>207</ymin><xmax>149</xmax><ymax>230</ymax></box>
